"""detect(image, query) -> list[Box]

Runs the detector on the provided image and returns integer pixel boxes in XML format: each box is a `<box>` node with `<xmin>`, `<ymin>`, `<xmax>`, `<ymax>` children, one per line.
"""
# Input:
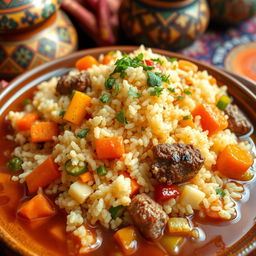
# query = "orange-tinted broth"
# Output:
<box><xmin>0</xmin><ymin>89</ymin><xmax>256</xmax><ymax>256</ymax></box>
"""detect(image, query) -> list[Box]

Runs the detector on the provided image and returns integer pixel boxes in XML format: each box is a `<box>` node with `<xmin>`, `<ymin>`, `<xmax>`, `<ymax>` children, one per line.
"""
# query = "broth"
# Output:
<box><xmin>0</xmin><ymin>89</ymin><xmax>256</xmax><ymax>256</ymax></box>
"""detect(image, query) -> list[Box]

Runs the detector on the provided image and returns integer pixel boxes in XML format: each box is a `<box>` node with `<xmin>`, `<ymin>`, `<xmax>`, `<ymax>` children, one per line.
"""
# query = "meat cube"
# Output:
<box><xmin>224</xmin><ymin>104</ymin><xmax>251</xmax><ymax>136</ymax></box>
<box><xmin>56</xmin><ymin>71</ymin><xmax>91</xmax><ymax>95</ymax></box>
<box><xmin>128</xmin><ymin>193</ymin><xmax>168</xmax><ymax>240</ymax></box>
<box><xmin>151</xmin><ymin>143</ymin><xmax>204</xmax><ymax>185</ymax></box>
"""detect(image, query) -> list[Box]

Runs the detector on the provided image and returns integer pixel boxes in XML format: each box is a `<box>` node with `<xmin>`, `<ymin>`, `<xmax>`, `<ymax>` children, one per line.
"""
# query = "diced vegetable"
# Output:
<box><xmin>179</xmin><ymin>185</ymin><xmax>205</xmax><ymax>210</ymax></box>
<box><xmin>17</xmin><ymin>113</ymin><xmax>39</xmax><ymax>131</ymax></box>
<box><xmin>120</xmin><ymin>172</ymin><xmax>141</xmax><ymax>197</ymax></box>
<box><xmin>64</xmin><ymin>91</ymin><xmax>92</xmax><ymax>125</ymax></box>
<box><xmin>179</xmin><ymin>118</ymin><xmax>195</xmax><ymax>128</ymax></box>
<box><xmin>154</xmin><ymin>184</ymin><xmax>180</xmax><ymax>202</ymax></box>
<box><xmin>216</xmin><ymin>95</ymin><xmax>231</xmax><ymax>110</ymax></box>
<box><xmin>167</xmin><ymin>218</ymin><xmax>191</xmax><ymax>235</ymax></box>
<box><xmin>76</xmin><ymin>128</ymin><xmax>89</xmax><ymax>138</ymax></box>
<box><xmin>102</xmin><ymin>54</ymin><xmax>116</xmax><ymax>65</ymax></box>
<box><xmin>95</xmin><ymin>137</ymin><xmax>125</xmax><ymax>159</ymax></box>
<box><xmin>17</xmin><ymin>193</ymin><xmax>55</xmax><ymax>220</ymax></box>
<box><xmin>113</xmin><ymin>226</ymin><xmax>137</xmax><ymax>255</ymax></box>
<box><xmin>216</xmin><ymin>144</ymin><xmax>254</xmax><ymax>179</ymax></box>
<box><xmin>65</xmin><ymin>160</ymin><xmax>87</xmax><ymax>176</ymax></box>
<box><xmin>116</xmin><ymin>111</ymin><xmax>128</xmax><ymax>124</ymax></box>
<box><xmin>216</xmin><ymin>188</ymin><xmax>225</xmax><ymax>198</ymax></box>
<box><xmin>30</xmin><ymin>122</ymin><xmax>59</xmax><ymax>143</ymax></box>
<box><xmin>100</xmin><ymin>93</ymin><xmax>111</xmax><ymax>103</ymax></box>
<box><xmin>160</xmin><ymin>235</ymin><xmax>183</xmax><ymax>255</ymax></box>
<box><xmin>7</xmin><ymin>157</ymin><xmax>23</xmax><ymax>173</ymax></box>
<box><xmin>76</xmin><ymin>55</ymin><xmax>98</xmax><ymax>71</ymax></box>
<box><xmin>68</xmin><ymin>181</ymin><xmax>93</xmax><ymax>204</ymax></box>
<box><xmin>192</xmin><ymin>103</ymin><xmax>228</xmax><ymax>136</ymax></box>
<box><xmin>209</xmin><ymin>77</ymin><xmax>217</xmax><ymax>85</ymax></box>
<box><xmin>178</xmin><ymin>60</ymin><xmax>198</xmax><ymax>72</ymax></box>
<box><xmin>241</xmin><ymin>169</ymin><xmax>254</xmax><ymax>181</ymax></box>
<box><xmin>97</xmin><ymin>165</ymin><xmax>107</xmax><ymax>176</ymax></box>
<box><xmin>26</xmin><ymin>157</ymin><xmax>60</xmax><ymax>194</ymax></box>
<box><xmin>109</xmin><ymin>205</ymin><xmax>125</xmax><ymax>219</ymax></box>
<box><xmin>49</xmin><ymin>224</ymin><xmax>66</xmax><ymax>241</ymax></box>
<box><xmin>79</xmin><ymin>172</ymin><xmax>94</xmax><ymax>183</ymax></box>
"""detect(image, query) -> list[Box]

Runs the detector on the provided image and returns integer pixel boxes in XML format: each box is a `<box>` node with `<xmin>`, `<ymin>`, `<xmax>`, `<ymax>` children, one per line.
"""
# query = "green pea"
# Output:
<box><xmin>7</xmin><ymin>157</ymin><xmax>23</xmax><ymax>173</ymax></box>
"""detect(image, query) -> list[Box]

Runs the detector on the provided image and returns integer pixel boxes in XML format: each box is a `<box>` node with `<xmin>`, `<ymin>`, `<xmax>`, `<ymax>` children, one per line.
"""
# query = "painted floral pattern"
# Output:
<box><xmin>12</xmin><ymin>45</ymin><xmax>34</xmax><ymax>68</ymax></box>
<box><xmin>42</xmin><ymin>4</ymin><xmax>56</xmax><ymax>19</ymax></box>
<box><xmin>21</xmin><ymin>10</ymin><xmax>39</xmax><ymax>25</ymax></box>
<box><xmin>0</xmin><ymin>15</ymin><xmax>18</xmax><ymax>30</ymax></box>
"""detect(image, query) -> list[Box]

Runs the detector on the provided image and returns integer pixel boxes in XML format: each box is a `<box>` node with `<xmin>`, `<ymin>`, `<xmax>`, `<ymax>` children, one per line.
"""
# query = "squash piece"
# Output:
<box><xmin>31</xmin><ymin>122</ymin><xmax>58</xmax><ymax>143</ymax></box>
<box><xmin>17</xmin><ymin>113</ymin><xmax>39</xmax><ymax>131</ymax></box>
<box><xmin>160</xmin><ymin>235</ymin><xmax>183</xmax><ymax>254</ymax></box>
<box><xmin>167</xmin><ymin>218</ymin><xmax>191</xmax><ymax>235</ymax></box>
<box><xmin>64</xmin><ymin>91</ymin><xmax>91</xmax><ymax>125</ymax></box>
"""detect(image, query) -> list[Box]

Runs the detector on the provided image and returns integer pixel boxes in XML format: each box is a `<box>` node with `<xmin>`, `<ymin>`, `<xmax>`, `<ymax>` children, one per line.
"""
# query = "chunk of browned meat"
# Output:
<box><xmin>56</xmin><ymin>71</ymin><xmax>91</xmax><ymax>95</ymax></box>
<box><xmin>128</xmin><ymin>193</ymin><xmax>168</xmax><ymax>240</ymax></box>
<box><xmin>151</xmin><ymin>143</ymin><xmax>204</xmax><ymax>185</ymax></box>
<box><xmin>224</xmin><ymin>104</ymin><xmax>251</xmax><ymax>136</ymax></box>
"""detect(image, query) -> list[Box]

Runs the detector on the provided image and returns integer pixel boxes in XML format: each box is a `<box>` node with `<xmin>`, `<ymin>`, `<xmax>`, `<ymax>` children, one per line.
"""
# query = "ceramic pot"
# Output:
<box><xmin>119</xmin><ymin>0</ymin><xmax>210</xmax><ymax>50</ymax></box>
<box><xmin>0</xmin><ymin>0</ymin><xmax>78</xmax><ymax>80</ymax></box>
<box><xmin>208</xmin><ymin>0</ymin><xmax>256</xmax><ymax>25</ymax></box>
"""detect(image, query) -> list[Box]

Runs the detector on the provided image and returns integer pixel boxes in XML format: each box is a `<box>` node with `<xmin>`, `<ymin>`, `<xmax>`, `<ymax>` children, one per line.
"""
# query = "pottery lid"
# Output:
<box><xmin>0</xmin><ymin>0</ymin><xmax>60</xmax><ymax>32</ymax></box>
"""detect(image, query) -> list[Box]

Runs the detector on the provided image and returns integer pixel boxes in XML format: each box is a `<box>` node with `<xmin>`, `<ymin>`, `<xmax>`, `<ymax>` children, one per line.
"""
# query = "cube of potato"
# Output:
<box><xmin>160</xmin><ymin>235</ymin><xmax>183</xmax><ymax>254</ymax></box>
<box><xmin>68</xmin><ymin>181</ymin><xmax>93</xmax><ymax>204</ymax></box>
<box><xmin>167</xmin><ymin>218</ymin><xmax>191</xmax><ymax>234</ymax></box>
<box><xmin>179</xmin><ymin>185</ymin><xmax>205</xmax><ymax>210</ymax></box>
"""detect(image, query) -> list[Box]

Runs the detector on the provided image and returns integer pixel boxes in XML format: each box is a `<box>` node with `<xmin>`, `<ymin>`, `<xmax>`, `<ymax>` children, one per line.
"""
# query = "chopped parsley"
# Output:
<box><xmin>184</xmin><ymin>89</ymin><xmax>192</xmax><ymax>95</ymax></box>
<box><xmin>150</xmin><ymin>87</ymin><xmax>164</xmax><ymax>97</ymax></box>
<box><xmin>100</xmin><ymin>93</ymin><xmax>111</xmax><ymax>103</ymax></box>
<box><xmin>151</xmin><ymin>58</ymin><xmax>164</xmax><ymax>65</ymax></box>
<box><xmin>59</xmin><ymin>110</ymin><xmax>66</xmax><ymax>118</ymax></box>
<box><xmin>147</xmin><ymin>71</ymin><xmax>162</xmax><ymax>87</ymax></box>
<box><xmin>216</xmin><ymin>188</ymin><xmax>226</xmax><ymax>198</ymax></box>
<box><xmin>113</xmin><ymin>82</ymin><xmax>120</xmax><ymax>95</ymax></box>
<box><xmin>175</xmin><ymin>96</ymin><xmax>184</xmax><ymax>100</ymax></box>
<box><xmin>105</xmin><ymin>77</ymin><xmax>116</xmax><ymax>90</ymax></box>
<box><xmin>108</xmin><ymin>50</ymin><xmax>117</xmax><ymax>56</ymax></box>
<box><xmin>116</xmin><ymin>111</ymin><xmax>128</xmax><ymax>124</ymax></box>
<box><xmin>155</xmin><ymin>72</ymin><xmax>170</xmax><ymax>83</ymax></box>
<box><xmin>167</xmin><ymin>88</ymin><xmax>176</xmax><ymax>93</ymax></box>
<box><xmin>128</xmin><ymin>87</ymin><xmax>140</xmax><ymax>98</ymax></box>
<box><xmin>76</xmin><ymin>128</ymin><xmax>89</xmax><ymax>138</ymax></box>
<box><xmin>167</xmin><ymin>57</ymin><xmax>177</xmax><ymax>63</ymax></box>
<box><xmin>23</xmin><ymin>99</ymin><xmax>31</xmax><ymax>106</ymax></box>
<box><xmin>183</xmin><ymin>115</ymin><xmax>191</xmax><ymax>120</ymax></box>
<box><xmin>97</xmin><ymin>166</ymin><xmax>107</xmax><ymax>176</ymax></box>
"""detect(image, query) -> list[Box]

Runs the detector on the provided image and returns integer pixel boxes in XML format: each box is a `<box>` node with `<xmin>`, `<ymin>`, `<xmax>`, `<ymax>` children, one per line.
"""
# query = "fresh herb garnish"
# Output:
<box><xmin>167</xmin><ymin>88</ymin><xmax>176</xmax><ymax>93</ymax></box>
<box><xmin>76</xmin><ymin>128</ymin><xmax>89</xmax><ymax>138</ymax></box>
<box><xmin>150</xmin><ymin>87</ymin><xmax>164</xmax><ymax>97</ymax></box>
<box><xmin>100</xmin><ymin>93</ymin><xmax>111</xmax><ymax>103</ymax></box>
<box><xmin>147</xmin><ymin>71</ymin><xmax>162</xmax><ymax>87</ymax></box>
<box><xmin>151</xmin><ymin>58</ymin><xmax>164</xmax><ymax>65</ymax></box>
<box><xmin>216</xmin><ymin>188</ymin><xmax>226</xmax><ymax>198</ymax></box>
<box><xmin>59</xmin><ymin>110</ymin><xmax>66</xmax><ymax>118</ymax></box>
<box><xmin>167</xmin><ymin>57</ymin><xmax>177</xmax><ymax>63</ymax></box>
<box><xmin>175</xmin><ymin>96</ymin><xmax>184</xmax><ymax>100</ymax></box>
<box><xmin>155</xmin><ymin>72</ymin><xmax>170</xmax><ymax>83</ymax></box>
<box><xmin>113</xmin><ymin>82</ymin><xmax>120</xmax><ymax>95</ymax></box>
<box><xmin>184</xmin><ymin>89</ymin><xmax>192</xmax><ymax>95</ymax></box>
<box><xmin>97</xmin><ymin>166</ymin><xmax>107</xmax><ymax>176</ymax></box>
<box><xmin>183</xmin><ymin>115</ymin><xmax>191</xmax><ymax>120</ymax></box>
<box><xmin>105</xmin><ymin>77</ymin><xmax>116</xmax><ymax>90</ymax></box>
<box><xmin>128</xmin><ymin>87</ymin><xmax>141</xmax><ymax>98</ymax></box>
<box><xmin>116</xmin><ymin>111</ymin><xmax>128</xmax><ymax>124</ymax></box>
<box><xmin>108</xmin><ymin>50</ymin><xmax>117</xmax><ymax>56</ymax></box>
<box><xmin>23</xmin><ymin>99</ymin><xmax>31</xmax><ymax>106</ymax></box>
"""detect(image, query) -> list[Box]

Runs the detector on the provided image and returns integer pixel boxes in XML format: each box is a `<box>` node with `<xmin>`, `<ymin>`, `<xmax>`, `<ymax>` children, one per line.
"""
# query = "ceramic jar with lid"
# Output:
<box><xmin>119</xmin><ymin>0</ymin><xmax>210</xmax><ymax>50</ymax></box>
<box><xmin>0</xmin><ymin>0</ymin><xmax>78</xmax><ymax>80</ymax></box>
<box><xmin>208</xmin><ymin>0</ymin><xmax>256</xmax><ymax>25</ymax></box>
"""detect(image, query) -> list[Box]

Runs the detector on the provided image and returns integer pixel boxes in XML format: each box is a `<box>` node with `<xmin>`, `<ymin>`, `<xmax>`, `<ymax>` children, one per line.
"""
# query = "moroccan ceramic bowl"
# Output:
<box><xmin>208</xmin><ymin>0</ymin><xmax>256</xmax><ymax>25</ymax></box>
<box><xmin>0</xmin><ymin>46</ymin><xmax>256</xmax><ymax>256</ymax></box>
<box><xmin>119</xmin><ymin>0</ymin><xmax>210</xmax><ymax>50</ymax></box>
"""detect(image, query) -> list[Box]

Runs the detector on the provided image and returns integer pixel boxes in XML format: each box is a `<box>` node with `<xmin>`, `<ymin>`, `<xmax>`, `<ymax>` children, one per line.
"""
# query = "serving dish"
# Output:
<box><xmin>0</xmin><ymin>46</ymin><xmax>256</xmax><ymax>256</ymax></box>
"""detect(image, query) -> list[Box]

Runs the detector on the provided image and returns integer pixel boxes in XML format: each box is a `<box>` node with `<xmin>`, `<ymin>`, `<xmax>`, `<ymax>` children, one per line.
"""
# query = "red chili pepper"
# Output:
<box><xmin>154</xmin><ymin>184</ymin><xmax>180</xmax><ymax>202</ymax></box>
<box><xmin>144</xmin><ymin>60</ymin><xmax>155</xmax><ymax>66</ymax></box>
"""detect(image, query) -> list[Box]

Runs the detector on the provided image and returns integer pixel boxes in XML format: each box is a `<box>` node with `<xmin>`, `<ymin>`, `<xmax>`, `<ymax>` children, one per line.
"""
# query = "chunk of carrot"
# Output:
<box><xmin>120</xmin><ymin>172</ymin><xmax>141</xmax><ymax>197</ymax></box>
<box><xmin>79</xmin><ymin>172</ymin><xmax>94</xmax><ymax>183</ymax></box>
<box><xmin>26</xmin><ymin>157</ymin><xmax>60</xmax><ymax>194</ymax></box>
<box><xmin>17</xmin><ymin>193</ymin><xmax>55</xmax><ymax>220</ymax></box>
<box><xmin>76</xmin><ymin>55</ymin><xmax>98</xmax><ymax>71</ymax></box>
<box><xmin>113</xmin><ymin>226</ymin><xmax>137</xmax><ymax>255</ymax></box>
<box><xmin>216</xmin><ymin>144</ymin><xmax>254</xmax><ymax>179</ymax></box>
<box><xmin>179</xmin><ymin>118</ymin><xmax>195</xmax><ymax>128</ymax></box>
<box><xmin>209</xmin><ymin>77</ymin><xmax>217</xmax><ymax>85</ymax></box>
<box><xmin>178</xmin><ymin>60</ymin><xmax>198</xmax><ymax>72</ymax></box>
<box><xmin>30</xmin><ymin>122</ymin><xmax>59</xmax><ymax>143</ymax></box>
<box><xmin>102</xmin><ymin>54</ymin><xmax>115</xmax><ymax>65</ymax></box>
<box><xmin>17</xmin><ymin>113</ymin><xmax>39</xmax><ymax>131</ymax></box>
<box><xmin>95</xmin><ymin>137</ymin><xmax>125</xmax><ymax>159</ymax></box>
<box><xmin>64</xmin><ymin>91</ymin><xmax>91</xmax><ymax>125</ymax></box>
<box><xmin>192</xmin><ymin>103</ymin><xmax>228</xmax><ymax>136</ymax></box>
